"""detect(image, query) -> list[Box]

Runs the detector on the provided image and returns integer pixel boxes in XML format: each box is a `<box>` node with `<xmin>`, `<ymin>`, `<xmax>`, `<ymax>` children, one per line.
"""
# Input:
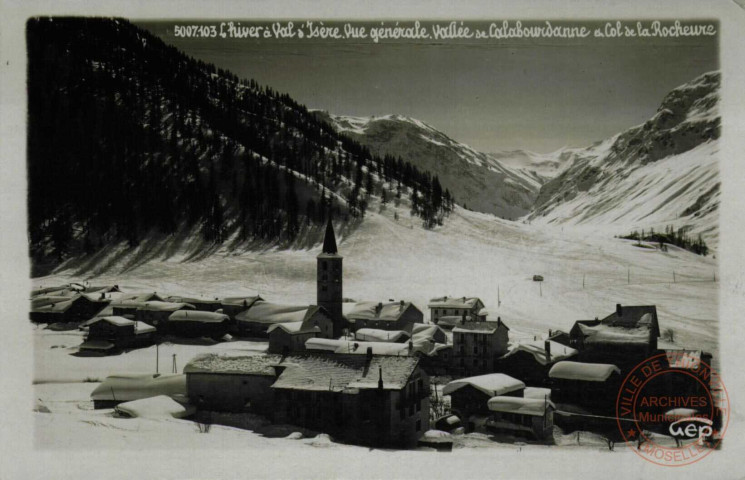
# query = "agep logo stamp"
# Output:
<box><xmin>616</xmin><ymin>352</ymin><xmax>729</xmax><ymax>466</ymax></box>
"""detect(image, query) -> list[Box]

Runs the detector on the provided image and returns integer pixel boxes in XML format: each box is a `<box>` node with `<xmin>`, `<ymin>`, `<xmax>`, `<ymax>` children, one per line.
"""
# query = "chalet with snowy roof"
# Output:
<box><xmin>30</xmin><ymin>293</ymin><xmax>110</xmax><ymax>324</ymax></box>
<box><xmin>234</xmin><ymin>302</ymin><xmax>333</xmax><ymax>338</ymax></box>
<box><xmin>487</xmin><ymin>395</ymin><xmax>555</xmax><ymax>441</ymax></box>
<box><xmin>164</xmin><ymin>310</ymin><xmax>231</xmax><ymax>339</ymax></box>
<box><xmin>220</xmin><ymin>295</ymin><xmax>263</xmax><ymax>320</ymax></box>
<box><xmin>184</xmin><ymin>351</ymin><xmax>430</xmax><ymax>448</ymax></box>
<box><xmin>496</xmin><ymin>339</ymin><xmax>578</xmax><ymax>386</ymax></box>
<box><xmin>266</xmin><ymin>308</ymin><xmax>334</xmax><ymax>354</ymax></box>
<box><xmin>184</xmin><ymin>354</ymin><xmax>284</xmax><ymax>413</ymax></box>
<box><xmin>411</xmin><ymin>323</ymin><xmax>448</xmax><ymax>345</ymax></box>
<box><xmin>317</xmin><ymin>218</ymin><xmax>346</xmax><ymax>337</ymax></box>
<box><xmin>79</xmin><ymin>316</ymin><xmax>156</xmax><ymax>353</ymax></box>
<box><xmin>344</xmin><ymin>300</ymin><xmax>423</xmax><ymax>333</ymax></box>
<box><xmin>166</xmin><ymin>296</ymin><xmax>223</xmax><ymax>312</ymax></box>
<box><xmin>548</xmin><ymin>361</ymin><xmax>622</xmax><ymax>414</ymax></box>
<box><xmin>110</xmin><ymin>293</ymin><xmax>166</xmax><ymax>317</ymax></box>
<box><xmin>443</xmin><ymin>373</ymin><xmax>525</xmax><ymax>431</ymax></box>
<box><xmin>428</xmin><ymin>296</ymin><xmax>485</xmax><ymax>325</ymax></box>
<box><xmin>569</xmin><ymin>304</ymin><xmax>658</xmax><ymax>370</ymax></box>
<box><xmin>134</xmin><ymin>301</ymin><xmax>196</xmax><ymax>328</ymax></box>
<box><xmin>450</xmin><ymin>319</ymin><xmax>509</xmax><ymax>376</ymax></box>
<box><xmin>355</xmin><ymin>328</ymin><xmax>411</xmax><ymax>343</ymax></box>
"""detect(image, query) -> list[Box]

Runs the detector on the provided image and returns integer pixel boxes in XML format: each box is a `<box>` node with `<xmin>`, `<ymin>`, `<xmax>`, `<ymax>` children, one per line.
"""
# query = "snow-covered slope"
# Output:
<box><xmin>529</xmin><ymin>71</ymin><xmax>720</xmax><ymax>248</ymax></box>
<box><xmin>314</xmin><ymin>112</ymin><xmax>541</xmax><ymax>219</ymax></box>
<box><xmin>487</xmin><ymin>148</ymin><xmax>574</xmax><ymax>184</ymax></box>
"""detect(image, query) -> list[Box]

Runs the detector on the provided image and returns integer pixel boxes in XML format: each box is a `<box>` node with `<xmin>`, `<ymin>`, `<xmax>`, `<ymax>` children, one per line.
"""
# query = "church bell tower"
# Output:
<box><xmin>317</xmin><ymin>217</ymin><xmax>344</xmax><ymax>337</ymax></box>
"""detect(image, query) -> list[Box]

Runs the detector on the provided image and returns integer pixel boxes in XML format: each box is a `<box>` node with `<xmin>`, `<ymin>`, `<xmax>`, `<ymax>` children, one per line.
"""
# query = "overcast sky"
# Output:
<box><xmin>138</xmin><ymin>20</ymin><xmax>718</xmax><ymax>153</ymax></box>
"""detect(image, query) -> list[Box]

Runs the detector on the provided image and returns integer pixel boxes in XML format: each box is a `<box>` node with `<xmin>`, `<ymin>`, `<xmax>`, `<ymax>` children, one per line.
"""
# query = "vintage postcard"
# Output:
<box><xmin>2</xmin><ymin>0</ymin><xmax>744</xmax><ymax>478</ymax></box>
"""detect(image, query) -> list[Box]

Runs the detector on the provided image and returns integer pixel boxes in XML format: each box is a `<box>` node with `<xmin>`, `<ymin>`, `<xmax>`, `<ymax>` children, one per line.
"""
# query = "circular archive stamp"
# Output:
<box><xmin>616</xmin><ymin>352</ymin><xmax>729</xmax><ymax>467</ymax></box>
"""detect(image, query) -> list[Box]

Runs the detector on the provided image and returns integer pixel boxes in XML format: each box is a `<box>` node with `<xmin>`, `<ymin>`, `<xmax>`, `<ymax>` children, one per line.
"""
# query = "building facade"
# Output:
<box><xmin>450</xmin><ymin>320</ymin><xmax>509</xmax><ymax>376</ymax></box>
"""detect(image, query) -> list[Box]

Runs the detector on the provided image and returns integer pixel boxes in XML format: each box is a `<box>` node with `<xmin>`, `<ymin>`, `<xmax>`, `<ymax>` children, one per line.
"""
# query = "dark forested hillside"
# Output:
<box><xmin>27</xmin><ymin>17</ymin><xmax>453</xmax><ymax>275</ymax></box>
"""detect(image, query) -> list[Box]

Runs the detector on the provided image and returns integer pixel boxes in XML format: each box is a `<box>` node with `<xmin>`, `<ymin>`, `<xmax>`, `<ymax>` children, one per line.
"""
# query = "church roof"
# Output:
<box><xmin>320</xmin><ymin>218</ymin><xmax>339</xmax><ymax>255</ymax></box>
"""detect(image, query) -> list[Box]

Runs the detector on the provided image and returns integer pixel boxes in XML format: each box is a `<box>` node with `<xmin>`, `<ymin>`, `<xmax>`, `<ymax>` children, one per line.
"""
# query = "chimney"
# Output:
<box><xmin>616</xmin><ymin>304</ymin><xmax>622</xmax><ymax>316</ymax></box>
<box><xmin>376</xmin><ymin>302</ymin><xmax>383</xmax><ymax>315</ymax></box>
<box><xmin>100</xmin><ymin>292</ymin><xmax>105</xmax><ymax>300</ymax></box>
<box><xmin>366</xmin><ymin>346</ymin><xmax>373</xmax><ymax>361</ymax></box>
<box><xmin>497</xmin><ymin>316</ymin><xmax>501</xmax><ymax>327</ymax></box>
<box><xmin>461</xmin><ymin>312</ymin><xmax>467</xmax><ymax>325</ymax></box>
<box><xmin>243</xmin><ymin>299</ymin><xmax>248</xmax><ymax>307</ymax></box>
<box><xmin>378</xmin><ymin>366</ymin><xmax>383</xmax><ymax>390</ymax></box>
<box><xmin>544</xmin><ymin>340</ymin><xmax>551</xmax><ymax>363</ymax></box>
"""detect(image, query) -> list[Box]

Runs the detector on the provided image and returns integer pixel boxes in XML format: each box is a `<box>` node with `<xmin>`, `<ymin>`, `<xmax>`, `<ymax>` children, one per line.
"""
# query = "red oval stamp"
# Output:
<box><xmin>616</xmin><ymin>352</ymin><xmax>729</xmax><ymax>467</ymax></box>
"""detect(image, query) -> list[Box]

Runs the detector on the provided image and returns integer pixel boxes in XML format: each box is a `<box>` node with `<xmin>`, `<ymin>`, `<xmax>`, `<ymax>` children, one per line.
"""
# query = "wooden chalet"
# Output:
<box><xmin>548</xmin><ymin>361</ymin><xmax>622</xmax><ymax>415</ymax></box>
<box><xmin>30</xmin><ymin>294</ymin><xmax>110</xmax><ymax>324</ymax></box>
<box><xmin>487</xmin><ymin>396</ymin><xmax>555</xmax><ymax>441</ymax></box>
<box><xmin>79</xmin><ymin>316</ymin><xmax>156</xmax><ymax>354</ymax></box>
<box><xmin>165</xmin><ymin>310</ymin><xmax>231</xmax><ymax>339</ymax></box>
<box><xmin>443</xmin><ymin>373</ymin><xmax>525</xmax><ymax>431</ymax></box>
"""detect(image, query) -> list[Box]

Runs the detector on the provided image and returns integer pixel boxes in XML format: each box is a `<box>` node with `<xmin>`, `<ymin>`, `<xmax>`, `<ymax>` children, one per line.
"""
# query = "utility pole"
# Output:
<box><xmin>172</xmin><ymin>354</ymin><xmax>177</xmax><ymax>374</ymax></box>
<box><xmin>582</xmin><ymin>274</ymin><xmax>585</xmax><ymax>289</ymax></box>
<box><xmin>539</xmin><ymin>281</ymin><xmax>542</xmax><ymax>297</ymax></box>
<box><xmin>627</xmin><ymin>267</ymin><xmax>630</xmax><ymax>285</ymax></box>
<box><xmin>156</xmin><ymin>343</ymin><xmax>159</xmax><ymax>374</ymax></box>
<box><xmin>498</xmin><ymin>285</ymin><xmax>501</xmax><ymax>307</ymax></box>
<box><xmin>673</xmin><ymin>271</ymin><xmax>676</xmax><ymax>283</ymax></box>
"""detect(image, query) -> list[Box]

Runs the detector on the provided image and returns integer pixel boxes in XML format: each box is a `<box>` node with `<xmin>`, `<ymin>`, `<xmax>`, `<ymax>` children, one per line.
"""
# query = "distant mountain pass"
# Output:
<box><xmin>315</xmin><ymin>112</ymin><xmax>543</xmax><ymax>219</ymax></box>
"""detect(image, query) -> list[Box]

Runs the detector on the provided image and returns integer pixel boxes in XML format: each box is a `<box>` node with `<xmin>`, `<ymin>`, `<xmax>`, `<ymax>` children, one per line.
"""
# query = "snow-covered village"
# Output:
<box><xmin>22</xmin><ymin>14</ymin><xmax>731</xmax><ymax>469</ymax></box>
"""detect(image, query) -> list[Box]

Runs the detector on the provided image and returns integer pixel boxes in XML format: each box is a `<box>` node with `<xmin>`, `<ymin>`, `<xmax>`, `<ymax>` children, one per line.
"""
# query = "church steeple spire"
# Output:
<box><xmin>322</xmin><ymin>217</ymin><xmax>338</xmax><ymax>254</ymax></box>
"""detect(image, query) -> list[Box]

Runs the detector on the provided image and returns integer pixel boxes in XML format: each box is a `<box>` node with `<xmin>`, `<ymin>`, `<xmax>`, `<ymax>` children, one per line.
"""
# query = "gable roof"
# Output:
<box><xmin>83</xmin><ymin>315</ymin><xmax>134</xmax><ymax>327</ymax></box>
<box><xmin>167</xmin><ymin>310</ymin><xmax>229</xmax><ymax>323</ymax></box>
<box><xmin>30</xmin><ymin>294</ymin><xmax>109</xmax><ymax>314</ymax></box>
<box><xmin>267</xmin><ymin>321</ymin><xmax>320</xmax><ymax>335</ymax></box>
<box><xmin>428</xmin><ymin>296</ymin><xmax>484</xmax><ymax>309</ymax></box>
<box><xmin>453</xmin><ymin>320</ymin><xmax>508</xmax><ymax>334</ymax></box>
<box><xmin>272</xmin><ymin>354</ymin><xmax>419</xmax><ymax>392</ymax></box>
<box><xmin>442</xmin><ymin>373</ymin><xmax>525</xmax><ymax>397</ymax></box>
<box><xmin>411</xmin><ymin>324</ymin><xmax>448</xmax><ymax>344</ymax></box>
<box><xmin>577</xmin><ymin>322</ymin><xmax>652</xmax><ymax>346</ymax></box>
<box><xmin>548</xmin><ymin>361</ymin><xmax>621</xmax><ymax>382</ymax></box>
<box><xmin>184</xmin><ymin>353</ymin><xmax>284</xmax><ymax>375</ymax></box>
<box><xmin>136</xmin><ymin>301</ymin><xmax>195</xmax><ymax>312</ymax></box>
<box><xmin>500</xmin><ymin>340</ymin><xmax>577</xmax><ymax>365</ymax></box>
<box><xmin>355</xmin><ymin>328</ymin><xmax>410</xmax><ymax>343</ymax></box>
<box><xmin>304</xmin><ymin>338</ymin><xmax>417</xmax><ymax>356</ymax></box>
<box><xmin>487</xmin><ymin>396</ymin><xmax>555</xmax><ymax>416</ymax></box>
<box><xmin>221</xmin><ymin>296</ymin><xmax>263</xmax><ymax>308</ymax></box>
<box><xmin>235</xmin><ymin>301</ymin><xmax>321</xmax><ymax>324</ymax></box>
<box><xmin>345</xmin><ymin>301</ymin><xmax>420</xmax><ymax>323</ymax></box>
<box><xmin>601</xmin><ymin>305</ymin><xmax>660</xmax><ymax>337</ymax></box>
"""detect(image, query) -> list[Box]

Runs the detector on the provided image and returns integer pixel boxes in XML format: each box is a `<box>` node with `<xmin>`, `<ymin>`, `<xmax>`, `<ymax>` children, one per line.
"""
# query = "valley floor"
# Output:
<box><xmin>30</xmin><ymin>203</ymin><xmax>721</xmax><ymax>457</ymax></box>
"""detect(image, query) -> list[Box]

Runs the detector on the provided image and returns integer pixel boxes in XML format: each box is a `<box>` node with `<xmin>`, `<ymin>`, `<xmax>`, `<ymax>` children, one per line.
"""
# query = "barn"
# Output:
<box><xmin>30</xmin><ymin>294</ymin><xmax>110</xmax><ymax>324</ymax></box>
<box><xmin>134</xmin><ymin>301</ymin><xmax>196</xmax><ymax>328</ymax></box>
<box><xmin>443</xmin><ymin>373</ymin><xmax>525</xmax><ymax>430</ymax></box>
<box><xmin>344</xmin><ymin>301</ymin><xmax>423</xmax><ymax>333</ymax></box>
<box><xmin>267</xmin><ymin>322</ymin><xmax>321</xmax><ymax>354</ymax></box>
<box><xmin>79</xmin><ymin>316</ymin><xmax>156</xmax><ymax>353</ymax></box>
<box><xmin>165</xmin><ymin>310</ymin><xmax>231</xmax><ymax>339</ymax></box>
<box><xmin>496</xmin><ymin>340</ymin><xmax>578</xmax><ymax>386</ymax></box>
<box><xmin>234</xmin><ymin>302</ymin><xmax>333</xmax><ymax>338</ymax></box>
<box><xmin>548</xmin><ymin>361</ymin><xmax>622</xmax><ymax>414</ymax></box>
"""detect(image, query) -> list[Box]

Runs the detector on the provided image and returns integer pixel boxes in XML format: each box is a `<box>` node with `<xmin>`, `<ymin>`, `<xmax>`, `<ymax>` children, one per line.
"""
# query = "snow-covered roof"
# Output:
<box><xmin>271</xmin><ymin>354</ymin><xmax>419</xmax><ymax>392</ymax></box>
<box><xmin>109</xmin><ymin>293</ymin><xmax>163</xmax><ymax>306</ymax></box>
<box><xmin>345</xmin><ymin>301</ymin><xmax>418</xmax><ymax>322</ymax></box>
<box><xmin>167</xmin><ymin>310</ymin><xmax>229</xmax><ymax>323</ymax></box>
<box><xmin>355</xmin><ymin>328</ymin><xmax>410</xmax><ymax>343</ymax></box>
<box><xmin>411</xmin><ymin>324</ymin><xmax>448</xmax><ymax>344</ymax></box>
<box><xmin>442</xmin><ymin>373</ymin><xmax>525</xmax><ymax>397</ymax></box>
<box><xmin>83</xmin><ymin>316</ymin><xmax>135</xmax><ymax>327</ymax></box>
<box><xmin>267</xmin><ymin>322</ymin><xmax>320</xmax><ymax>335</ymax></box>
<box><xmin>487</xmin><ymin>396</ymin><xmax>555</xmax><ymax>416</ymax></box>
<box><xmin>79</xmin><ymin>340</ymin><xmax>116</xmax><ymax>351</ymax></box>
<box><xmin>453</xmin><ymin>321</ymin><xmax>506</xmax><ymax>334</ymax></box>
<box><xmin>115</xmin><ymin>395</ymin><xmax>195</xmax><ymax>419</ymax></box>
<box><xmin>428</xmin><ymin>296</ymin><xmax>483</xmax><ymax>309</ymax></box>
<box><xmin>235</xmin><ymin>301</ymin><xmax>317</xmax><ymax>324</ymax></box>
<box><xmin>137</xmin><ymin>301</ymin><xmax>196</xmax><ymax>312</ymax></box>
<box><xmin>90</xmin><ymin>374</ymin><xmax>187</xmax><ymax>401</ymax></box>
<box><xmin>221</xmin><ymin>296</ymin><xmax>263</xmax><ymax>307</ymax></box>
<box><xmin>184</xmin><ymin>353</ymin><xmax>284</xmax><ymax>375</ymax></box>
<box><xmin>500</xmin><ymin>340</ymin><xmax>577</xmax><ymax>365</ymax></box>
<box><xmin>166</xmin><ymin>296</ymin><xmax>221</xmax><ymax>305</ymax></box>
<box><xmin>305</xmin><ymin>338</ymin><xmax>415</xmax><ymax>356</ymax></box>
<box><xmin>548</xmin><ymin>361</ymin><xmax>621</xmax><ymax>382</ymax></box>
<box><xmin>134</xmin><ymin>322</ymin><xmax>156</xmax><ymax>334</ymax></box>
<box><xmin>436</xmin><ymin>316</ymin><xmax>462</xmax><ymax>328</ymax></box>
<box><xmin>578</xmin><ymin>323</ymin><xmax>651</xmax><ymax>345</ymax></box>
<box><xmin>524</xmin><ymin>387</ymin><xmax>552</xmax><ymax>400</ymax></box>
